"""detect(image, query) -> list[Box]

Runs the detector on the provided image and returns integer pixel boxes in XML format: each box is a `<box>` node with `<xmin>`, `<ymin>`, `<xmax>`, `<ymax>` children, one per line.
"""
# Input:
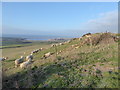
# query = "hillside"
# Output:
<box><xmin>2</xmin><ymin>32</ymin><xmax>119</xmax><ymax>88</ymax></box>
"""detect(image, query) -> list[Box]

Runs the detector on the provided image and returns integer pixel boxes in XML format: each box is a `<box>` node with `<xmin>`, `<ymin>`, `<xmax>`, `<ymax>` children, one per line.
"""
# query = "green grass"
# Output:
<box><xmin>2</xmin><ymin>34</ymin><xmax>119</xmax><ymax>88</ymax></box>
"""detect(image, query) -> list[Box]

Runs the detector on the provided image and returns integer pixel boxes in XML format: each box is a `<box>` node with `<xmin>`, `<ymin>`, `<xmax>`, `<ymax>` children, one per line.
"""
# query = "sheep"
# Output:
<box><xmin>27</xmin><ymin>58</ymin><xmax>33</xmax><ymax>62</ymax></box>
<box><xmin>55</xmin><ymin>44</ymin><xmax>58</xmax><ymax>46</ymax></box>
<box><xmin>20</xmin><ymin>54</ymin><xmax>33</xmax><ymax>68</ymax></box>
<box><xmin>71</xmin><ymin>45</ymin><xmax>75</xmax><ymax>47</ymax></box>
<box><xmin>59</xmin><ymin>43</ymin><xmax>64</xmax><ymax>45</ymax></box>
<box><xmin>71</xmin><ymin>44</ymin><xmax>78</xmax><ymax>48</ymax></box>
<box><xmin>63</xmin><ymin>42</ymin><xmax>67</xmax><ymax>44</ymax></box>
<box><xmin>26</xmin><ymin>54</ymin><xmax>33</xmax><ymax>61</ymax></box>
<box><xmin>0</xmin><ymin>57</ymin><xmax>8</xmax><ymax>61</ymax></box>
<box><xmin>20</xmin><ymin>61</ymin><xmax>31</xmax><ymax>69</ymax></box>
<box><xmin>31</xmin><ymin>50</ymin><xmax>35</xmax><ymax>54</ymax></box>
<box><xmin>75</xmin><ymin>46</ymin><xmax>79</xmax><ymax>49</ymax></box>
<box><xmin>59</xmin><ymin>50</ymin><xmax>62</xmax><ymax>53</ymax></box>
<box><xmin>39</xmin><ymin>48</ymin><xmax>43</xmax><ymax>51</ymax></box>
<box><xmin>31</xmin><ymin>50</ymin><xmax>39</xmax><ymax>54</ymax></box>
<box><xmin>51</xmin><ymin>44</ymin><xmax>54</xmax><ymax>47</ymax></box>
<box><xmin>15</xmin><ymin>56</ymin><xmax>24</xmax><ymax>67</ymax></box>
<box><xmin>43</xmin><ymin>52</ymin><xmax>51</xmax><ymax>58</ymax></box>
<box><xmin>67</xmin><ymin>40</ymin><xmax>71</xmax><ymax>43</ymax></box>
<box><xmin>31</xmin><ymin>48</ymin><xmax>42</xmax><ymax>54</ymax></box>
<box><xmin>0</xmin><ymin>58</ymin><xmax>5</xmax><ymax>61</ymax></box>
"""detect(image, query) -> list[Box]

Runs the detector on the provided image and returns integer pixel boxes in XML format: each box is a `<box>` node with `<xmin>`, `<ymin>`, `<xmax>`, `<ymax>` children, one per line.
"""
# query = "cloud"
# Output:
<box><xmin>80</xmin><ymin>10</ymin><xmax>118</xmax><ymax>33</ymax></box>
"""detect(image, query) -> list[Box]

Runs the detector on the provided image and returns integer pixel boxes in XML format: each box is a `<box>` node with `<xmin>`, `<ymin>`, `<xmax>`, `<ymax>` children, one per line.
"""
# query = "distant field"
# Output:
<box><xmin>1</xmin><ymin>37</ymin><xmax>31</xmax><ymax>46</ymax></box>
<box><xmin>2</xmin><ymin>43</ymin><xmax>50</xmax><ymax>59</ymax></box>
<box><xmin>1</xmin><ymin>37</ymin><xmax>68</xmax><ymax>59</ymax></box>
<box><xmin>1</xmin><ymin>37</ymin><xmax>67</xmax><ymax>49</ymax></box>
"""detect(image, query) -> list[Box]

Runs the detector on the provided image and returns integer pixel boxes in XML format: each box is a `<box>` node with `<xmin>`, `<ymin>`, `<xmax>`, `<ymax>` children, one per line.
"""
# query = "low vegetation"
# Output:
<box><xmin>1</xmin><ymin>32</ymin><xmax>119</xmax><ymax>88</ymax></box>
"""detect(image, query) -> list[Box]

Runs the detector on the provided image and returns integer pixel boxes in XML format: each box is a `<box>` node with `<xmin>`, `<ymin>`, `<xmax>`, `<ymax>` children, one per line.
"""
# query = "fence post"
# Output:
<box><xmin>55</xmin><ymin>44</ymin><xmax>57</xmax><ymax>60</ymax></box>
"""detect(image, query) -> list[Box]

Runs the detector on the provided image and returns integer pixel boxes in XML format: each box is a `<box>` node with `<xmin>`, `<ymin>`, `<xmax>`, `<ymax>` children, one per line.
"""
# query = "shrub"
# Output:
<box><xmin>57</xmin><ymin>56</ymin><xmax>64</xmax><ymax>60</ymax></box>
<box><xmin>108</xmin><ymin>70</ymin><xmax>112</xmax><ymax>74</ymax></box>
<box><xmin>96</xmin><ymin>69</ymin><xmax>102</xmax><ymax>74</ymax></box>
<box><xmin>31</xmin><ymin>66</ymin><xmax>38</xmax><ymax>71</ymax></box>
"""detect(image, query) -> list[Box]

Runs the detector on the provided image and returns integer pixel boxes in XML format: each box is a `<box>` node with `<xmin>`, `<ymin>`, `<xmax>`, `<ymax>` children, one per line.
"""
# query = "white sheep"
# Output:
<box><xmin>26</xmin><ymin>54</ymin><xmax>33</xmax><ymax>61</ymax></box>
<box><xmin>31</xmin><ymin>50</ymin><xmax>38</xmax><ymax>54</ymax></box>
<box><xmin>44</xmin><ymin>52</ymin><xmax>51</xmax><ymax>58</ymax></box>
<box><xmin>59</xmin><ymin>43</ymin><xmax>64</xmax><ymax>45</ymax></box>
<box><xmin>75</xmin><ymin>46</ymin><xmax>79</xmax><ymax>49</ymax></box>
<box><xmin>40</xmin><ymin>48</ymin><xmax>43</xmax><ymax>50</ymax></box>
<box><xmin>1</xmin><ymin>57</ymin><xmax>8</xmax><ymax>61</ymax></box>
<box><xmin>20</xmin><ymin>61</ymin><xmax>31</xmax><ymax>69</ymax></box>
<box><xmin>15</xmin><ymin>56</ymin><xmax>24</xmax><ymax>67</ymax></box>
<box><xmin>51</xmin><ymin>44</ymin><xmax>55</xmax><ymax>47</ymax></box>
<box><xmin>27</xmin><ymin>58</ymin><xmax>32</xmax><ymax>62</ymax></box>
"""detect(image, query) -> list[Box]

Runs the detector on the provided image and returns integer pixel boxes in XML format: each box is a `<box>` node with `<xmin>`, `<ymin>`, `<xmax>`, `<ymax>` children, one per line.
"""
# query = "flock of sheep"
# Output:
<box><xmin>2</xmin><ymin>34</ymin><xmax>92</xmax><ymax>69</ymax></box>
<box><xmin>14</xmin><ymin>39</ymin><xmax>79</xmax><ymax>69</ymax></box>
<box><xmin>14</xmin><ymin>42</ymin><xmax>66</xmax><ymax>69</ymax></box>
<box><xmin>1</xmin><ymin>42</ymin><xmax>67</xmax><ymax>69</ymax></box>
<box><xmin>15</xmin><ymin>54</ymin><xmax>33</xmax><ymax>68</ymax></box>
<box><xmin>1</xmin><ymin>34</ymin><xmax>90</xmax><ymax>64</ymax></box>
<box><xmin>2</xmin><ymin>32</ymin><xmax>119</xmax><ymax>71</ymax></box>
<box><xmin>15</xmin><ymin>48</ymin><xmax>43</xmax><ymax>69</ymax></box>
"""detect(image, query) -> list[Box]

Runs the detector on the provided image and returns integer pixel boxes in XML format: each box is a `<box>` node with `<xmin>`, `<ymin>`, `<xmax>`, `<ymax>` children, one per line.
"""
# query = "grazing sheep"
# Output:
<box><xmin>67</xmin><ymin>40</ymin><xmax>71</xmax><ymax>43</ymax></box>
<box><xmin>31</xmin><ymin>50</ymin><xmax>39</xmax><ymax>54</ymax></box>
<box><xmin>71</xmin><ymin>44</ymin><xmax>78</xmax><ymax>48</ymax></box>
<box><xmin>1</xmin><ymin>57</ymin><xmax>8</xmax><ymax>61</ymax></box>
<box><xmin>63</xmin><ymin>41</ymin><xmax>67</xmax><ymax>44</ymax></box>
<box><xmin>41</xmin><ymin>48</ymin><xmax>43</xmax><ymax>50</ymax></box>
<box><xmin>44</xmin><ymin>52</ymin><xmax>51</xmax><ymax>58</ymax></box>
<box><xmin>57</xmin><ymin>52</ymin><xmax>59</xmax><ymax>55</ymax></box>
<box><xmin>0</xmin><ymin>58</ymin><xmax>5</xmax><ymax>61</ymax></box>
<box><xmin>27</xmin><ymin>58</ymin><xmax>33</xmax><ymax>62</ymax></box>
<box><xmin>39</xmin><ymin>48</ymin><xmax>43</xmax><ymax>51</ymax></box>
<box><xmin>31</xmin><ymin>48</ymin><xmax>42</xmax><ymax>54</ymax></box>
<box><xmin>75</xmin><ymin>46</ymin><xmax>79</xmax><ymax>49</ymax></box>
<box><xmin>51</xmin><ymin>44</ymin><xmax>55</xmax><ymax>47</ymax></box>
<box><xmin>59</xmin><ymin>43</ymin><xmax>64</xmax><ymax>45</ymax></box>
<box><xmin>20</xmin><ymin>61</ymin><xmax>31</xmax><ymax>69</ymax></box>
<box><xmin>59</xmin><ymin>50</ymin><xmax>62</xmax><ymax>53</ymax></box>
<box><xmin>26</xmin><ymin>54</ymin><xmax>33</xmax><ymax>60</ymax></box>
<box><xmin>71</xmin><ymin>45</ymin><xmax>75</xmax><ymax>47</ymax></box>
<box><xmin>55</xmin><ymin>44</ymin><xmax>58</xmax><ymax>46</ymax></box>
<box><xmin>15</xmin><ymin>56</ymin><xmax>24</xmax><ymax>67</ymax></box>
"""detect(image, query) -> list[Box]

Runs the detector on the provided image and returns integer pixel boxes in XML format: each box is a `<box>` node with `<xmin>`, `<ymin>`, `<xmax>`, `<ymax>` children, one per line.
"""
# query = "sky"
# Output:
<box><xmin>2</xmin><ymin>2</ymin><xmax>118</xmax><ymax>37</ymax></box>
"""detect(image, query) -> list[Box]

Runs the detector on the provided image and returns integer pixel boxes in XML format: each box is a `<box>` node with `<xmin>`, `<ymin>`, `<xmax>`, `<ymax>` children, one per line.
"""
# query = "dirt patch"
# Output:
<box><xmin>81</xmin><ymin>33</ymin><xmax>118</xmax><ymax>46</ymax></box>
<box><xmin>97</xmin><ymin>33</ymin><xmax>116</xmax><ymax>45</ymax></box>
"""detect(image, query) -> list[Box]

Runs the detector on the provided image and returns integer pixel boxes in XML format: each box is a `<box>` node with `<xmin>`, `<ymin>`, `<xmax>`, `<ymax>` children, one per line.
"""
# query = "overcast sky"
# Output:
<box><xmin>2</xmin><ymin>2</ymin><xmax>118</xmax><ymax>37</ymax></box>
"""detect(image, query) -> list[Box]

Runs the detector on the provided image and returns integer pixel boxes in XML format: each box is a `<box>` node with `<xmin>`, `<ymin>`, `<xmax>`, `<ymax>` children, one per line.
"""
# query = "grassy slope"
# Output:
<box><xmin>2</xmin><ymin>33</ymin><xmax>119</xmax><ymax>88</ymax></box>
